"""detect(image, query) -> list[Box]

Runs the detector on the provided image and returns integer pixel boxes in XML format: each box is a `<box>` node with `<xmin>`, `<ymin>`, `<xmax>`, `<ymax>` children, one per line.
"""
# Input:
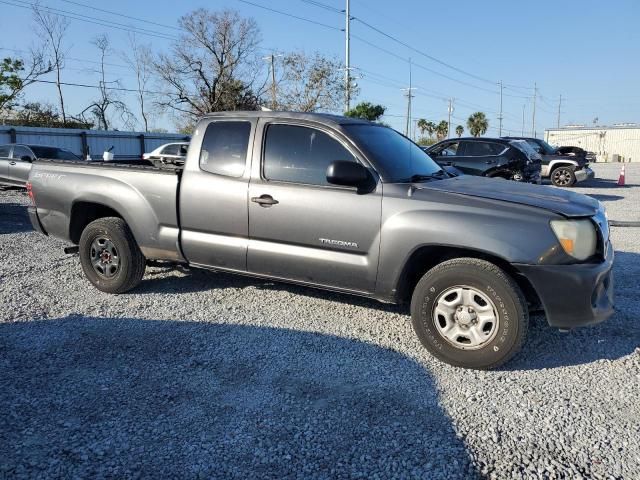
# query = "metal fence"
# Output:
<box><xmin>0</xmin><ymin>125</ymin><xmax>190</xmax><ymax>160</ymax></box>
<box><xmin>545</xmin><ymin>126</ymin><xmax>640</xmax><ymax>163</ymax></box>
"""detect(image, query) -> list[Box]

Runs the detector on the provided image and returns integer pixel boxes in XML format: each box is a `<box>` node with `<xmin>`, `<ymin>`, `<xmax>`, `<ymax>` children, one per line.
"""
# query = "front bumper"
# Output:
<box><xmin>515</xmin><ymin>243</ymin><xmax>614</xmax><ymax>328</ymax></box>
<box><xmin>575</xmin><ymin>166</ymin><xmax>595</xmax><ymax>183</ymax></box>
<box><xmin>27</xmin><ymin>206</ymin><xmax>47</xmax><ymax>235</ymax></box>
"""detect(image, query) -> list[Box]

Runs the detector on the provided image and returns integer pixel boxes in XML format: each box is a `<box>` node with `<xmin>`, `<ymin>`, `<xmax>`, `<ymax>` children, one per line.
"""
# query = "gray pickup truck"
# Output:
<box><xmin>27</xmin><ymin>112</ymin><xmax>614</xmax><ymax>369</ymax></box>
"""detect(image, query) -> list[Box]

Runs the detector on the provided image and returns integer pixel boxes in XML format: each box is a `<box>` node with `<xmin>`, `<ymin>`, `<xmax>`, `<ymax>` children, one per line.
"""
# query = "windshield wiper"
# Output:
<box><xmin>406</xmin><ymin>170</ymin><xmax>448</xmax><ymax>182</ymax></box>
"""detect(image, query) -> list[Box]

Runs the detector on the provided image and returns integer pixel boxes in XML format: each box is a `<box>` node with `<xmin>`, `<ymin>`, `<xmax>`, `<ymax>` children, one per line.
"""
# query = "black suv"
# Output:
<box><xmin>503</xmin><ymin>137</ymin><xmax>595</xmax><ymax>187</ymax></box>
<box><xmin>424</xmin><ymin>138</ymin><xmax>542</xmax><ymax>183</ymax></box>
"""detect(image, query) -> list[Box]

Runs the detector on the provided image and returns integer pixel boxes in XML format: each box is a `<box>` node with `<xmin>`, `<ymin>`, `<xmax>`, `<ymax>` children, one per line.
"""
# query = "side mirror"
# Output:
<box><xmin>326</xmin><ymin>160</ymin><xmax>370</xmax><ymax>188</ymax></box>
<box><xmin>21</xmin><ymin>155</ymin><xmax>33</xmax><ymax>162</ymax></box>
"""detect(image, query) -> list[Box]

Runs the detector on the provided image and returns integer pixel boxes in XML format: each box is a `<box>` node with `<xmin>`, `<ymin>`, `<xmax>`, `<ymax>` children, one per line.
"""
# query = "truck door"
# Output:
<box><xmin>247</xmin><ymin>120</ymin><xmax>382</xmax><ymax>294</ymax></box>
<box><xmin>9</xmin><ymin>146</ymin><xmax>35</xmax><ymax>185</ymax></box>
<box><xmin>178</xmin><ymin>119</ymin><xmax>255</xmax><ymax>271</ymax></box>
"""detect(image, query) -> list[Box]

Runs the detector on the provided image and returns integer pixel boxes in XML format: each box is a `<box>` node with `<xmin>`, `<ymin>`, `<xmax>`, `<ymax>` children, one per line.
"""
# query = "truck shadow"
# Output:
<box><xmin>0</xmin><ymin>202</ymin><xmax>32</xmax><ymax>234</ymax></box>
<box><xmin>139</xmin><ymin>250</ymin><xmax>639</xmax><ymax>371</ymax></box>
<box><xmin>0</xmin><ymin>316</ymin><xmax>475</xmax><ymax>478</ymax></box>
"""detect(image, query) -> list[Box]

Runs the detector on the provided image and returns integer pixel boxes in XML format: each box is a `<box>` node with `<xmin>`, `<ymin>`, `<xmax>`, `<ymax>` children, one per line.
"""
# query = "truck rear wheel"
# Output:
<box><xmin>410</xmin><ymin>258</ymin><xmax>528</xmax><ymax>369</ymax></box>
<box><xmin>79</xmin><ymin>217</ymin><xmax>146</xmax><ymax>293</ymax></box>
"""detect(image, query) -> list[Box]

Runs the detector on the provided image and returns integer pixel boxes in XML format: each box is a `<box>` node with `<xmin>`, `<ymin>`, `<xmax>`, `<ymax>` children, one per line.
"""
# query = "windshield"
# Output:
<box><xmin>343</xmin><ymin>124</ymin><xmax>442</xmax><ymax>182</ymax></box>
<box><xmin>525</xmin><ymin>138</ymin><xmax>556</xmax><ymax>155</ymax></box>
<box><xmin>510</xmin><ymin>140</ymin><xmax>540</xmax><ymax>159</ymax></box>
<box><xmin>30</xmin><ymin>146</ymin><xmax>80</xmax><ymax>160</ymax></box>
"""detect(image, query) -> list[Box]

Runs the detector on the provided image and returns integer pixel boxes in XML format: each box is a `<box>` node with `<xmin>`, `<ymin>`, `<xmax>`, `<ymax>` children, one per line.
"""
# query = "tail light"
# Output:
<box><xmin>26</xmin><ymin>182</ymin><xmax>35</xmax><ymax>205</ymax></box>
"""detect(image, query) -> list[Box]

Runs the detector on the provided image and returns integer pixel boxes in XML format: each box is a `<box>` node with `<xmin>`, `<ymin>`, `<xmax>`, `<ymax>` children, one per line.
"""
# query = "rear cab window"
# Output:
<box><xmin>199</xmin><ymin>121</ymin><xmax>251</xmax><ymax>177</ymax></box>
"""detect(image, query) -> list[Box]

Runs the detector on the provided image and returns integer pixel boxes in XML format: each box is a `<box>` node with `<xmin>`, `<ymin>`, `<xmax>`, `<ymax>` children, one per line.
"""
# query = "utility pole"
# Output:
<box><xmin>262</xmin><ymin>54</ymin><xmax>282</xmax><ymax>110</ymax></box>
<box><xmin>531</xmin><ymin>82</ymin><xmax>537</xmax><ymax>137</ymax></box>
<box><xmin>402</xmin><ymin>58</ymin><xmax>415</xmax><ymax>137</ymax></box>
<box><xmin>447</xmin><ymin>98</ymin><xmax>454</xmax><ymax>139</ymax></box>
<box><xmin>344</xmin><ymin>0</ymin><xmax>351</xmax><ymax>112</ymax></box>
<box><xmin>498</xmin><ymin>80</ymin><xmax>504</xmax><ymax>137</ymax></box>
<box><xmin>557</xmin><ymin>94</ymin><xmax>562</xmax><ymax>128</ymax></box>
<box><xmin>521</xmin><ymin>104</ymin><xmax>525</xmax><ymax>136</ymax></box>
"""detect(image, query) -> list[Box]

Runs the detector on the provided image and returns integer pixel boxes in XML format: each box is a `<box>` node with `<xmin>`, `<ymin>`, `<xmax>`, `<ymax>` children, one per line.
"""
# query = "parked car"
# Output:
<box><xmin>503</xmin><ymin>137</ymin><xmax>595</xmax><ymax>187</ymax></box>
<box><xmin>0</xmin><ymin>144</ymin><xmax>80</xmax><ymax>187</ymax></box>
<box><xmin>27</xmin><ymin>112</ymin><xmax>613</xmax><ymax>369</ymax></box>
<box><xmin>424</xmin><ymin>138</ymin><xmax>542</xmax><ymax>183</ymax></box>
<box><xmin>142</xmin><ymin>142</ymin><xmax>189</xmax><ymax>167</ymax></box>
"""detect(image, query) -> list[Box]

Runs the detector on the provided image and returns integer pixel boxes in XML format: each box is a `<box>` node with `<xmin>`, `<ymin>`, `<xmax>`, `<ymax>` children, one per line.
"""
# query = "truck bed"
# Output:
<box><xmin>29</xmin><ymin>159</ymin><xmax>184</xmax><ymax>262</ymax></box>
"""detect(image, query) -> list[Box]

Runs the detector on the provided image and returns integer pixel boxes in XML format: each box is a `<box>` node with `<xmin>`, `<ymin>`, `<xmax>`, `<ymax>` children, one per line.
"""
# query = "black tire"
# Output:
<box><xmin>410</xmin><ymin>258</ymin><xmax>528</xmax><ymax>369</ymax></box>
<box><xmin>550</xmin><ymin>166</ymin><xmax>576</xmax><ymax>187</ymax></box>
<box><xmin>79</xmin><ymin>217</ymin><xmax>146</xmax><ymax>293</ymax></box>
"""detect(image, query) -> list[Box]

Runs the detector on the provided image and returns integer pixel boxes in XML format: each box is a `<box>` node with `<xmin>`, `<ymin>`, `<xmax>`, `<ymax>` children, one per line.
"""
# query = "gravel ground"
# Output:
<box><xmin>1</xmin><ymin>166</ymin><xmax>639</xmax><ymax>479</ymax></box>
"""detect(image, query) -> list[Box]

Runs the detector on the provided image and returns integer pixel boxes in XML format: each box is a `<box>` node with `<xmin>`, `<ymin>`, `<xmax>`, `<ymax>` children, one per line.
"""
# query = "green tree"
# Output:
<box><xmin>455</xmin><ymin>125</ymin><xmax>464</xmax><ymax>137</ymax></box>
<box><xmin>344</xmin><ymin>101</ymin><xmax>385</xmax><ymax>121</ymax></box>
<box><xmin>0</xmin><ymin>55</ymin><xmax>52</xmax><ymax>113</ymax></box>
<box><xmin>435</xmin><ymin>120</ymin><xmax>449</xmax><ymax>140</ymax></box>
<box><xmin>467</xmin><ymin>112</ymin><xmax>489</xmax><ymax>137</ymax></box>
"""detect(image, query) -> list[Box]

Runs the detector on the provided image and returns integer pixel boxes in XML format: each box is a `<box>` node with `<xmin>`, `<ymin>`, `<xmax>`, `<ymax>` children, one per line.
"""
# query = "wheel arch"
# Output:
<box><xmin>394</xmin><ymin>244</ymin><xmax>541</xmax><ymax>310</ymax></box>
<box><xmin>69</xmin><ymin>201</ymin><xmax>124</xmax><ymax>244</ymax></box>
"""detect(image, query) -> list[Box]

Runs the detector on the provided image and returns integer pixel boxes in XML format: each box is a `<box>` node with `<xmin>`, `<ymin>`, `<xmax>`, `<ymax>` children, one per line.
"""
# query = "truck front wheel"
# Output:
<box><xmin>79</xmin><ymin>217</ymin><xmax>146</xmax><ymax>293</ymax></box>
<box><xmin>550</xmin><ymin>166</ymin><xmax>576</xmax><ymax>187</ymax></box>
<box><xmin>410</xmin><ymin>258</ymin><xmax>528</xmax><ymax>369</ymax></box>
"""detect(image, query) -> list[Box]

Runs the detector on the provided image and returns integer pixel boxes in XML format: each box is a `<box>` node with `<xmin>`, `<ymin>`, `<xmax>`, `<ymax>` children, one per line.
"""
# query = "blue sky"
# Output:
<box><xmin>1</xmin><ymin>0</ymin><xmax>638</xmax><ymax>134</ymax></box>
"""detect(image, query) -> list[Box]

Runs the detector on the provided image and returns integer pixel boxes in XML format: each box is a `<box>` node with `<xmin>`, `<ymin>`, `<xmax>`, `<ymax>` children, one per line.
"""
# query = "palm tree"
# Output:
<box><xmin>435</xmin><ymin>120</ymin><xmax>449</xmax><ymax>140</ymax></box>
<box><xmin>417</xmin><ymin>118</ymin><xmax>428</xmax><ymax>137</ymax></box>
<box><xmin>467</xmin><ymin>112</ymin><xmax>488</xmax><ymax>137</ymax></box>
<box><xmin>455</xmin><ymin>125</ymin><xmax>464</xmax><ymax>137</ymax></box>
<box><xmin>425</xmin><ymin>120</ymin><xmax>436</xmax><ymax>139</ymax></box>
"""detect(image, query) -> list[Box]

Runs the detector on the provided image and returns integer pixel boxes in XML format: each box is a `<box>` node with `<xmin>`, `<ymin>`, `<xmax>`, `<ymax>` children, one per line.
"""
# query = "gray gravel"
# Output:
<box><xmin>1</xmin><ymin>176</ymin><xmax>639</xmax><ymax>479</ymax></box>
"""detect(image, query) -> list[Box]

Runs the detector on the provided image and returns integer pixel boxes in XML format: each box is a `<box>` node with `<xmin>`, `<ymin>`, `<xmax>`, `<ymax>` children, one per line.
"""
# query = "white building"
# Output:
<box><xmin>544</xmin><ymin>124</ymin><xmax>640</xmax><ymax>162</ymax></box>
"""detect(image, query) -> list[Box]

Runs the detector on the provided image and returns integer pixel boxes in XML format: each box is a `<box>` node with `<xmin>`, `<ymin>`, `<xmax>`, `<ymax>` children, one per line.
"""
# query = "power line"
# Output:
<box><xmin>0</xmin><ymin>0</ymin><xmax>177</xmax><ymax>41</ymax></box>
<box><xmin>237</xmin><ymin>0</ymin><xmax>341</xmax><ymax>31</ymax></box>
<box><xmin>58</xmin><ymin>0</ymin><xmax>182</xmax><ymax>32</ymax></box>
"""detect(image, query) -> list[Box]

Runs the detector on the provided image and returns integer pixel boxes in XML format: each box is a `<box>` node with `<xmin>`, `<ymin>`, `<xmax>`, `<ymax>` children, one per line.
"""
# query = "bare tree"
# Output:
<box><xmin>154</xmin><ymin>9</ymin><xmax>265</xmax><ymax>127</ymax></box>
<box><xmin>277</xmin><ymin>52</ymin><xmax>351</xmax><ymax>113</ymax></box>
<box><xmin>32</xmin><ymin>2</ymin><xmax>69</xmax><ymax>124</ymax></box>
<box><xmin>0</xmin><ymin>52</ymin><xmax>53</xmax><ymax>115</ymax></box>
<box><xmin>81</xmin><ymin>35</ymin><xmax>134</xmax><ymax>130</ymax></box>
<box><xmin>121</xmin><ymin>34</ymin><xmax>153</xmax><ymax>132</ymax></box>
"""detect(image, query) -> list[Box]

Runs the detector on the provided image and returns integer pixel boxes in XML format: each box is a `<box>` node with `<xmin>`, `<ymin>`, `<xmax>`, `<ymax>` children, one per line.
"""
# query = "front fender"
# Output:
<box><xmin>374</xmin><ymin>191</ymin><xmax>565</xmax><ymax>300</ymax></box>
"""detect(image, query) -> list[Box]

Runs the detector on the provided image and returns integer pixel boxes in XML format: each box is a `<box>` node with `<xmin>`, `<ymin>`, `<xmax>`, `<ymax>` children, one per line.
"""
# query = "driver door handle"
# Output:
<box><xmin>251</xmin><ymin>194</ymin><xmax>279</xmax><ymax>207</ymax></box>
<box><xmin>9</xmin><ymin>161</ymin><xmax>16</xmax><ymax>165</ymax></box>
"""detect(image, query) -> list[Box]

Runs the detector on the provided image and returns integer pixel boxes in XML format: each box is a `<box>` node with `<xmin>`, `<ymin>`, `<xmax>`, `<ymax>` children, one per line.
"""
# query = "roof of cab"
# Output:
<box><xmin>201</xmin><ymin>111</ymin><xmax>372</xmax><ymax>126</ymax></box>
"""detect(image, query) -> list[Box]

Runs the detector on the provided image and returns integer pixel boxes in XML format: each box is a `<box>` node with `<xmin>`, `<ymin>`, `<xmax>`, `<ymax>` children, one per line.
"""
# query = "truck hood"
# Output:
<box><xmin>416</xmin><ymin>175</ymin><xmax>599</xmax><ymax>217</ymax></box>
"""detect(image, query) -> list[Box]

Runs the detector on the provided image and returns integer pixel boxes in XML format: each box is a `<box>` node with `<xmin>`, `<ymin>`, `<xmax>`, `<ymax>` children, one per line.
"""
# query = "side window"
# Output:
<box><xmin>199</xmin><ymin>121</ymin><xmax>251</xmax><ymax>177</ymax></box>
<box><xmin>263</xmin><ymin>124</ymin><xmax>356</xmax><ymax>186</ymax></box>
<box><xmin>161</xmin><ymin>144</ymin><xmax>179</xmax><ymax>155</ymax></box>
<box><xmin>12</xmin><ymin>146</ymin><xmax>34</xmax><ymax>160</ymax></box>
<box><xmin>0</xmin><ymin>145</ymin><xmax>11</xmax><ymax>157</ymax></box>
<box><xmin>463</xmin><ymin>142</ymin><xmax>505</xmax><ymax>157</ymax></box>
<box><xmin>440</xmin><ymin>142</ymin><xmax>460</xmax><ymax>156</ymax></box>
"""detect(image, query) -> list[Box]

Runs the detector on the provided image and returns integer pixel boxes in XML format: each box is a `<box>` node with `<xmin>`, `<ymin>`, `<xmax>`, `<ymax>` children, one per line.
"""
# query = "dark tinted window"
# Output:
<box><xmin>344</xmin><ymin>124</ymin><xmax>441</xmax><ymax>182</ymax></box>
<box><xmin>12</xmin><ymin>146</ymin><xmax>34</xmax><ymax>160</ymax></box>
<box><xmin>199</xmin><ymin>122</ymin><xmax>251</xmax><ymax>177</ymax></box>
<box><xmin>29</xmin><ymin>146</ymin><xmax>79</xmax><ymax>160</ymax></box>
<box><xmin>161</xmin><ymin>144</ymin><xmax>180</xmax><ymax>155</ymax></box>
<box><xmin>462</xmin><ymin>141</ymin><xmax>506</xmax><ymax>157</ymax></box>
<box><xmin>263</xmin><ymin>124</ymin><xmax>356</xmax><ymax>185</ymax></box>
<box><xmin>0</xmin><ymin>145</ymin><xmax>11</xmax><ymax>157</ymax></box>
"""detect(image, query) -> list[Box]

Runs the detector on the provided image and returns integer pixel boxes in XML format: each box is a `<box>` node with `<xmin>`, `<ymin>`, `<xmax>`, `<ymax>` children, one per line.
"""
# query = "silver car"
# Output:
<box><xmin>0</xmin><ymin>144</ymin><xmax>80</xmax><ymax>187</ymax></box>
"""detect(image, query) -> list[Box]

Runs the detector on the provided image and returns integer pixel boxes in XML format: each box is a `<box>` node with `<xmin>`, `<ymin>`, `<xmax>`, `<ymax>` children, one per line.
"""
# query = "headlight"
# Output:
<box><xmin>550</xmin><ymin>219</ymin><xmax>597</xmax><ymax>260</ymax></box>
